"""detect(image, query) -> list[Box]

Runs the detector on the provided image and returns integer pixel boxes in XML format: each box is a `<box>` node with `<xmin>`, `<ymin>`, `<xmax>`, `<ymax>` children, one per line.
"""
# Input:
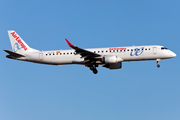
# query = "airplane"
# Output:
<box><xmin>4</xmin><ymin>30</ymin><xmax>176</xmax><ymax>74</ymax></box>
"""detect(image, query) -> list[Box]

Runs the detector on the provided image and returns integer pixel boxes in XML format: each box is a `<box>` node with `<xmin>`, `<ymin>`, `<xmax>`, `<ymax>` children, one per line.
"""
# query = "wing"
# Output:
<box><xmin>65</xmin><ymin>39</ymin><xmax>102</xmax><ymax>61</ymax></box>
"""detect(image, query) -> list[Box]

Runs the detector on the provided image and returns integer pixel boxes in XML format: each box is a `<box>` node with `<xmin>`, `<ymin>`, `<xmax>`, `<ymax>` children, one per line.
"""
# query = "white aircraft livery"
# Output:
<box><xmin>4</xmin><ymin>30</ymin><xmax>176</xmax><ymax>74</ymax></box>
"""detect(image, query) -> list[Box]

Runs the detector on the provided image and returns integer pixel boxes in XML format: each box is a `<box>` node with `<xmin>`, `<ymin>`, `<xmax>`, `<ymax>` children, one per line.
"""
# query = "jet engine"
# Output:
<box><xmin>102</xmin><ymin>55</ymin><xmax>123</xmax><ymax>64</ymax></box>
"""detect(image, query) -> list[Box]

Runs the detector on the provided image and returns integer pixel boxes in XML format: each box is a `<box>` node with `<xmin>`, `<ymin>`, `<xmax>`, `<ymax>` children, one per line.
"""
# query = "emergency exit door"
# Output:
<box><xmin>39</xmin><ymin>53</ymin><xmax>43</xmax><ymax>60</ymax></box>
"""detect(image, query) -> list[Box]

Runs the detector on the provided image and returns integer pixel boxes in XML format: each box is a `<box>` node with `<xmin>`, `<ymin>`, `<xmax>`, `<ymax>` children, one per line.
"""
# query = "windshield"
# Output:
<box><xmin>161</xmin><ymin>47</ymin><xmax>168</xmax><ymax>50</ymax></box>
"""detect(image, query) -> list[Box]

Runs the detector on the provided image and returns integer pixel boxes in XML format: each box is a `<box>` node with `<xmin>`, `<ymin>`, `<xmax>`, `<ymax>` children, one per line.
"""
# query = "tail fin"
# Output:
<box><xmin>8</xmin><ymin>30</ymin><xmax>39</xmax><ymax>53</ymax></box>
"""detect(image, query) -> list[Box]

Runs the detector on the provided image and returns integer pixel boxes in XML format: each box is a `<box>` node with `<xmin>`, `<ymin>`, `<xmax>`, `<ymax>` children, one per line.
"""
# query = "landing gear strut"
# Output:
<box><xmin>89</xmin><ymin>64</ymin><xmax>98</xmax><ymax>74</ymax></box>
<box><xmin>156</xmin><ymin>59</ymin><xmax>161</xmax><ymax>68</ymax></box>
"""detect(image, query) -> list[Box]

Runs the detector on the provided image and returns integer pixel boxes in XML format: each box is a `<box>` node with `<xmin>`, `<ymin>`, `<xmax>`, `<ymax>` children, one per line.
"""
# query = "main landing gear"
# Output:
<box><xmin>156</xmin><ymin>59</ymin><xmax>161</xmax><ymax>68</ymax></box>
<box><xmin>89</xmin><ymin>64</ymin><xmax>98</xmax><ymax>74</ymax></box>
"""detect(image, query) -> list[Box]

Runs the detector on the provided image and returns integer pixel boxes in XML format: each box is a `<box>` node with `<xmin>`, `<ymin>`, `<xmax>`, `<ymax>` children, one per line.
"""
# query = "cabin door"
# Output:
<box><xmin>153</xmin><ymin>47</ymin><xmax>157</xmax><ymax>54</ymax></box>
<box><xmin>39</xmin><ymin>53</ymin><xmax>43</xmax><ymax>60</ymax></box>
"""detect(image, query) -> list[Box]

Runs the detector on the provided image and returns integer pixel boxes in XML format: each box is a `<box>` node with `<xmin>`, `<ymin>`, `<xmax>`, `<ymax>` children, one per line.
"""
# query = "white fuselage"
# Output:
<box><xmin>6</xmin><ymin>30</ymin><xmax>176</xmax><ymax>74</ymax></box>
<box><xmin>21</xmin><ymin>45</ymin><xmax>176</xmax><ymax>65</ymax></box>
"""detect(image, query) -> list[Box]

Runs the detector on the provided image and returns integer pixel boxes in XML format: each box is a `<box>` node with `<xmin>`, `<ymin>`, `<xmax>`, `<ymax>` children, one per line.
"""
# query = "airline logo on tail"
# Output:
<box><xmin>11</xmin><ymin>32</ymin><xmax>27</xmax><ymax>51</ymax></box>
<box><xmin>13</xmin><ymin>43</ymin><xmax>22</xmax><ymax>53</ymax></box>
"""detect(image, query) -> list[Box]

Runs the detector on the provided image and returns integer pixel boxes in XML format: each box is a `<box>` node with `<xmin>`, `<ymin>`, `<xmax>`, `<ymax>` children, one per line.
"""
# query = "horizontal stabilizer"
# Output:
<box><xmin>4</xmin><ymin>50</ymin><xmax>25</xmax><ymax>57</ymax></box>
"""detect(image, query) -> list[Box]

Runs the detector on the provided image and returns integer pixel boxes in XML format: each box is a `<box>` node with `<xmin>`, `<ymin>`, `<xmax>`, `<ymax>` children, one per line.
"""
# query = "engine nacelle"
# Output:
<box><xmin>102</xmin><ymin>56</ymin><xmax>123</xmax><ymax>64</ymax></box>
<box><xmin>103</xmin><ymin>62</ymin><xmax>122</xmax><ymax>69</ymax></box>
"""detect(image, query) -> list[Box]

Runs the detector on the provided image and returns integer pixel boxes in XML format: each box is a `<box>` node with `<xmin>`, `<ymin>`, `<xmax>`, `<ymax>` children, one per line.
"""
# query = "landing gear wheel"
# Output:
<box><xmin>88</xmin><ymin>63</ymin><xmax>98</xmax><ymax>74</ymax></box>
<box><xmin>93</xmin><ymin>69</ymin><xmax>98</xmax><ymax>74</ymax></box>
<box><xmin>156</xmin><ymin>59</ymin><xmax>161</xmax><ymax>68</ymax></box>
<box><xmin>157</xmin><ymin>64</ymin><xmax>160</xmax><ymax>68</ymax></box>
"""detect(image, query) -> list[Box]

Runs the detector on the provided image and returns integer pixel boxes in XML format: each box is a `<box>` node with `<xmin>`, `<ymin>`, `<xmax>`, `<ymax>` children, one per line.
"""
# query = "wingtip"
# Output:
<box><xmin>65</xmin><ymin>38</ymin><xmax>74</xmax><ymax>47</ymax></box>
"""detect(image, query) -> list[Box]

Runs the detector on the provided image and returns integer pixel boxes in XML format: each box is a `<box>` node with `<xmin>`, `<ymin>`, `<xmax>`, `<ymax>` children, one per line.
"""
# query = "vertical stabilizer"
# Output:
<box><xmin>8</xmin><ymin>30</ymin><xmax>38</xmax><ymax>53</ymax></box>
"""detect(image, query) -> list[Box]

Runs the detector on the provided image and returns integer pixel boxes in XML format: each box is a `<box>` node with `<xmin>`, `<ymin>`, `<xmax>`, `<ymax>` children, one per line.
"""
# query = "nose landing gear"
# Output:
<box><xmin>156</xmin><ymin>59</ymin><xmax>161</xmax><ymax>68</ymax></box>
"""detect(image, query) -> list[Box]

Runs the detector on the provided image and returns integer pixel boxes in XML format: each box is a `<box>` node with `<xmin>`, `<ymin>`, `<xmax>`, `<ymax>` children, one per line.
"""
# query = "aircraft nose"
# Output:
<box><xmin>171</xmin><ymin>52</ymin><xmax>176</xmax><ymax>57</ymax></box>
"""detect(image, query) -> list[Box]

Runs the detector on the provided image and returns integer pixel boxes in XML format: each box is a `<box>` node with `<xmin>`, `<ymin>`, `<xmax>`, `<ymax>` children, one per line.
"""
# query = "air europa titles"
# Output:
<box><xmin>11</xmin><ymin>32</ymin><xmax>27</xmax><ymax>51</ymax></box>
<box><xmin>109</xmin><ymin>47</ymin><xmax>126</xmax><ymax>50</ymax></box>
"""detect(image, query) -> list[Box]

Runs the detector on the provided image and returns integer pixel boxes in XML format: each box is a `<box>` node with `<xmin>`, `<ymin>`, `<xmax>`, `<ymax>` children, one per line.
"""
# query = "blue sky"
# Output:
<box><xmin>0</xmin><ymin>0</ymin><xmax>180</xmax><ymax>120</ymax></box>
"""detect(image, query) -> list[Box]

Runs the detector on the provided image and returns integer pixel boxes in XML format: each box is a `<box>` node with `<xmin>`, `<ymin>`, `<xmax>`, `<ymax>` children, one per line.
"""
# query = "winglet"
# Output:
<box><xmin>65</xmin><ymin>38</ymin><xmax>75</xmax><ymax>47</ymax></box>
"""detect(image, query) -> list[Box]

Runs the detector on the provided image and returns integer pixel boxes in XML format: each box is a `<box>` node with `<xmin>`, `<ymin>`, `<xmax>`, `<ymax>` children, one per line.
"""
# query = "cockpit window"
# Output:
<box><xmin>161</xmin><ymin>47</ymin><xmax>168</xmax><ymax>50</ymax></box>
